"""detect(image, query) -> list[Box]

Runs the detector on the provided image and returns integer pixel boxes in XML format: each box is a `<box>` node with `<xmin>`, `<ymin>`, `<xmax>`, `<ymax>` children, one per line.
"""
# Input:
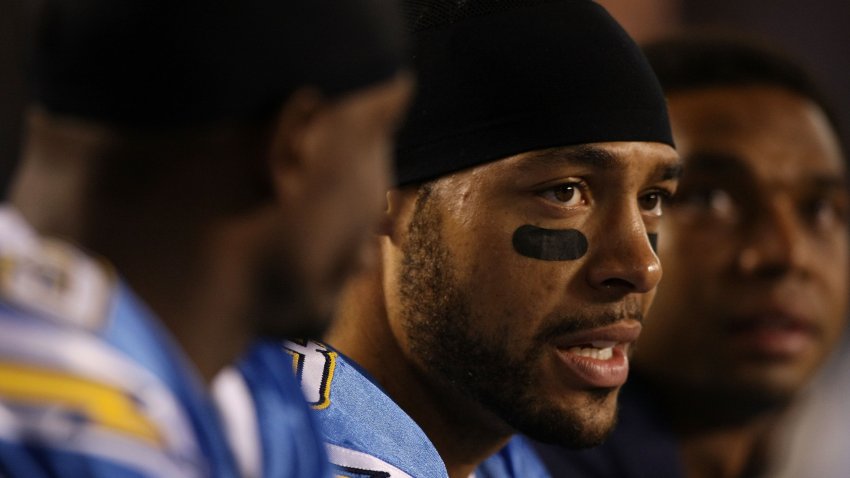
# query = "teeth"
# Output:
<box><xmin>567</xmin><ymin>345</ymin><xmax>614</xmax><ymax>360</ymax></box>
<box><xmin>590</xmin><ymin>341</ymin><xmax>617</xmax><ymax>349</ymax></box>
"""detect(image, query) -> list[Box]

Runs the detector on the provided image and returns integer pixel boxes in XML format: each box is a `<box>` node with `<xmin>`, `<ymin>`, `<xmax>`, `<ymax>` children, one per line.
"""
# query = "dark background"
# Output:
<box><xmin>0</xmin><ymin>0</ymin><xmax>30</xmax><ymax>199</ymax></box>
<box><xmin>0</xmin><ymin>0</ymin><xmax>848</xmax><ymax>198</ymax></box>
<box><xmin>682</xmin><ymin>0</ymin><xmax>850</xmax><ymax>152</ymax></box>
<box><xmin>602</xmin><ymin>0</ymin><xmax>849</xmax><ymax>152</ymax></box>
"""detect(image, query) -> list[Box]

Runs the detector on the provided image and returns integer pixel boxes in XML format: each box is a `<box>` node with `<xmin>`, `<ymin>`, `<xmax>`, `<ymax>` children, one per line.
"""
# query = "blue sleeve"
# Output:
<box><xmin>0</xmin><ymin>440</ymin><xmax>153</xmax><ymax>478</ymax></box>
<box><xmin>478</xmin><ymin>435</ymin><xmax>552</xmax><ymax>478</ymax></box>
<box><xmin>238</xmin><ymin>340</ymin><xmax>334</xmax><ymax>478</ymax></box>
<box><xmin>0</xmin><ymin>312</ymin><xmax>206</xmax><ymax>478</ymax></box>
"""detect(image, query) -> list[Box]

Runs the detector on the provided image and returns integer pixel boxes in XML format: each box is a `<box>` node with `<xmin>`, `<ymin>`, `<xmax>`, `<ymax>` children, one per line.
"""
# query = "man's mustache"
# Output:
<box><xmin>534</xmin><ymin>302</ymin><xmax>644</xmax><ymax>343</ymax></box>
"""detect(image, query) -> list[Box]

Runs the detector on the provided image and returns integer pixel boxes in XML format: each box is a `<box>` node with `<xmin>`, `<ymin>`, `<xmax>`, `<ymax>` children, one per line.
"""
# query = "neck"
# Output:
<box><xmin>678</xmin><ymin>420</ymin><xmax>774</xmax><ymax>478</ymax></box>
<box><xmin>643</xmin><ymin>375</ymin><xmax>783</xmax><ymax>478</ymax></box>
<box><xmin>326</xmin><ymin>264</ymin><xmax>510</xmax><ymax>478</ymax></box>
<box><xmin>115</xmin><ymin>230</ymin><xmax>255</xmax><ymax>383</ymax></box>
<box><xmin>10</xmin><ymin>116</ymin><xmax>100</xmax><ymax>241</ymax></box>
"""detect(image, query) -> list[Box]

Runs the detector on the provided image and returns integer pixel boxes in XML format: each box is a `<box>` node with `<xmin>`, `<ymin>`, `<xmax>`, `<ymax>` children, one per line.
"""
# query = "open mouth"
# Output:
<box><xmin>553</xmin><ymin>321</ymin><xmax>642</xmax><ymax>389</ymax></box>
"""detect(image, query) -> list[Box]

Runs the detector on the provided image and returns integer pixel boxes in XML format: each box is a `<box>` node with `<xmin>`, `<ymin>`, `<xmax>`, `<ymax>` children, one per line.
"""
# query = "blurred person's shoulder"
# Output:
<box><xmin>0</xmin><ymin>206</ymin><xmax>203</xmax><ymax>477</ymax></box>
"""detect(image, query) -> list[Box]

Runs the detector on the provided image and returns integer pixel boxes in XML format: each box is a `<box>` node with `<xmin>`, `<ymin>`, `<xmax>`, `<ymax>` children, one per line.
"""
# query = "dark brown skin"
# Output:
<box><xmin>328</xmin><ymin>141</ymin><xmax>680</xmax><ymax>478</ymax></box>
<box><xmin>636</xmin><ymin>85</ymin><xmax>849</xmax><ymax>478</ymax></box>
<box><xmin>11</xmin><ymin>72</ymin><xmax>413</xmax><ymax>382</ymax></box>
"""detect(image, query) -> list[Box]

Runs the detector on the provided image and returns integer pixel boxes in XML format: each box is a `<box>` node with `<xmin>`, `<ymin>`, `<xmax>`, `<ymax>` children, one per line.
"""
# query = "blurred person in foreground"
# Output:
<box><xmin>0</xmin><ymin>0</ymin><xmax>412</xmax><ymax>476</ymax></box>
<box><xmin>237</xmin><ymin>0</ymin><xmax>681</xmax><ymax>476</ymax></box>
<box><xmin>534</xmin><ymin>33</ymin><xmax>849</xmax><ymax>478</ymax></box>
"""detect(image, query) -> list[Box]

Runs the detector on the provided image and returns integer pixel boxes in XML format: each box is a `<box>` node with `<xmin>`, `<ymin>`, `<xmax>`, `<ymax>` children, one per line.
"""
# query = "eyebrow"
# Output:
<box><xmin>684</xmin><ymin>150</ymin><xmax>849</xmax><ymax>190</ymax></box>
<box><xmin>656</xmin><ymin>162</ymin><xmax>683</xmax><ymax>181</ymax></box>
<box><xmin>518</xmin><ymin>144</ymin><xmax>682</xmax><ymax>179</ymax></box>
<box><xmin>813</xmin><ymin>176</ymin><xmax>849</xmax><ymax>192</ymax></box>
<box><xmin>682</xmin><ymin>151</ymin><xmax>748</xmax><ymax>175</ymax></box>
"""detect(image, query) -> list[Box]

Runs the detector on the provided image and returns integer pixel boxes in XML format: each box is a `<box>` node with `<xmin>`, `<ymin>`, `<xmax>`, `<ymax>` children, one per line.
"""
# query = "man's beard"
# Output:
<box><xmin>397</xmin><ymin>186</ymin><xmax>616</xmax><ymax>448</ymax></box>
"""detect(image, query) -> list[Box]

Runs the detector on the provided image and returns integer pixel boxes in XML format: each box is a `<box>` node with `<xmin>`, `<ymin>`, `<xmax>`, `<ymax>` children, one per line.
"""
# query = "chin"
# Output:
<box><xmin>728</xmin><ymin>377</ymin><xmax>802</xmax><ymax>407</ymax></box>
<box><xmin>521</xmin><ymin>410</ymin><xmax>617</xmax><ymax>449</ymax></box>
<box><xmin>507</xmin><ymin>388</ymin><xmax>620</xmax><ymax>449</ymax></box>
<box><xmin>736</xmin><ymin>359</ymin><xmax>816</xmax><ymax>393</ymax></box>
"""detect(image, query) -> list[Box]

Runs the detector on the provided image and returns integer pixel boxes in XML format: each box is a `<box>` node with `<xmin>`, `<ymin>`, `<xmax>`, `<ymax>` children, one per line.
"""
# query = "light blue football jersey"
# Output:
<box><xmin>244</xmin><ymin>339</ymin><xmax>551</xmax><ymax>478</ymax></box>
<box><xmin>0</xmin><ymin>207</ymin><xmax>237</xmax><ymax>477</ymax></box>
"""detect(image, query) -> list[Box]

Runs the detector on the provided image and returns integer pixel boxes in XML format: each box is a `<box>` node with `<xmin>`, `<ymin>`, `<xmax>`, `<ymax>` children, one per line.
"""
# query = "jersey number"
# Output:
<box><xmin>283</xmin><ymin>340</ymin><xmax>337</xmax><ymax>410</ymax></box>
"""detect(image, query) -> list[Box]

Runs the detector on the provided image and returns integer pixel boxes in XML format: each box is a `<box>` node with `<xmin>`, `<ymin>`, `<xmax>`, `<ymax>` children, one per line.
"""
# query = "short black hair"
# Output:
<box><xmin>643</xmin><ymin>32</ymin><xmax>840</xmax><ymax>135</ymax></box>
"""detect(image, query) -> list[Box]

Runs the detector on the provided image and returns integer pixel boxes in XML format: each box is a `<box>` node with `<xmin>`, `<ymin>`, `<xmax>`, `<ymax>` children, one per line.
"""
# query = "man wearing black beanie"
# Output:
<box><xmin>242</xmin><ymin>0</ymin><xmax>680</xmax><ymax>477</ymax></box>
<box><xmin>0</xmin><ymin>0</ymin><xmax>411</xmax><ymax>476</ymax></box>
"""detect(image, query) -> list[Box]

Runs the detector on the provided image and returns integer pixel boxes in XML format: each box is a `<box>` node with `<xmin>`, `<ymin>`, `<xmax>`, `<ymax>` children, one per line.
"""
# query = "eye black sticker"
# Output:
<box><xmin>648</xmin><ymin>233</ymin><xmax>658</xmax><ymax>253</ymax></box>
<box><xmin>512</xmin><ymin>225</ymin><xmax>588</xmax><ymax>261</ymax></box>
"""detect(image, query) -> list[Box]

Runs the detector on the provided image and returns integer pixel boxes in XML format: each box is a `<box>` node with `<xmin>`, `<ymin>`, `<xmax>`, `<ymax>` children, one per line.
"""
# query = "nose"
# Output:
<box><xmin>736</xmin><ymin>198</ymin><xmax>805</xmax><ymax>278</ymax></box>
<box><xmin>586</xmin><ymin>206</ymin><xmax>662</xmax><ymax>294</ymax></box>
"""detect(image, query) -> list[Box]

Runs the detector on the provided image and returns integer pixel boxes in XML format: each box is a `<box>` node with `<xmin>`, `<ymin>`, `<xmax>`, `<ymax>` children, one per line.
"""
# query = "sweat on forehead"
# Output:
<box><xmin>394</xmin><ymin>0</ymin><xmax>673</xmax><ymax>186</ymax></box>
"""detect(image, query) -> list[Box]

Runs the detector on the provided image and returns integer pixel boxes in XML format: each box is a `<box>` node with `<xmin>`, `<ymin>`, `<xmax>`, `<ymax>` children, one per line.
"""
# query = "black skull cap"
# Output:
<box><xmin>395</xmin><ymin>0</ymin><xmax>673</xmax><ymax>185</ymax></box>
<box><xmin>32</xmin><ymin>0</ymin><xmax>407</xmax><ymax>128</ymax></box>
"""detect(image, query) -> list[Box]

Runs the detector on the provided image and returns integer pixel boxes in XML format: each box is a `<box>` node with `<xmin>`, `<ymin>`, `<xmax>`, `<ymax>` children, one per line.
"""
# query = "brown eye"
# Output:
<box><xmin>677</xmin><ymin>188</ymin><xmax>738</xmax><ymax>222</ymax></box>
<box><xmin>540</xmin><ymin>183</ymin><xmax>585</xmax><ymax>207</ymax></box>
<box><xmin>639</xmin><ymin>193</ymin><xmax>660</xmax><ymax>210</ymax></box>
<box><xmin>554</xmin><ymin>184</ymin><xmax>576</xmax><ymax>202</ymax></box>
<box><xmin>639</xmin><ymin>191</ymin><xmax>669</xmax><ymax>217</ymax></box>
<box><xmin>806</xmin><ymin>197</ymin><xmax>847</xmax><ymax>231</ymax></box>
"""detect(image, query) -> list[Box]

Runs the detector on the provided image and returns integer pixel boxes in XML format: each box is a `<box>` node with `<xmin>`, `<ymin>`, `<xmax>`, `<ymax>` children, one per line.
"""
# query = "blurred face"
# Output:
<box><xmin>385</xmin><ymin>142</ymin><xmax>680</xmax><ymax>447</ymax></box>
<box><xmin>637</xmin><ymin>86</ymin><xmax>849</xmax><ymax>404</ymax></box>
<box><xmin>257</xmin><ymin>73</ymin><xmax>413</xmax><ymax>338</ymax></box>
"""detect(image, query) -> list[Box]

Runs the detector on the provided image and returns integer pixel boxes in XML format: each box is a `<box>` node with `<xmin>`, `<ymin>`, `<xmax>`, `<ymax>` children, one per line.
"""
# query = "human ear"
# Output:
<box><xmin>380</xmin><ymin>186</ymin><xmax>419</xmax><ymax>243</ymax></box>
<box><xmin>266</xmin><ymin>87</ymin><xmax>326</xmax><ymax>200</ymax></box>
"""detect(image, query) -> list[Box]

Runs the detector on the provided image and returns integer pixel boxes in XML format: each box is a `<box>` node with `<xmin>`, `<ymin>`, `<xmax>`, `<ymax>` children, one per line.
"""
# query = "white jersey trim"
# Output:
<box><xmin>326</xmin><ymin>443</ymin><xmax>415</xmax><ymax>478</ymax></box>
<box><xmin>0</xmin><ymin>316</ymin><xmax>201</xmax><ymax>468</ymax></box>
<box><xmin>212</xmin><ymin>366</ymin><xmax>262</xmax><ymax>478</ymax></box>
